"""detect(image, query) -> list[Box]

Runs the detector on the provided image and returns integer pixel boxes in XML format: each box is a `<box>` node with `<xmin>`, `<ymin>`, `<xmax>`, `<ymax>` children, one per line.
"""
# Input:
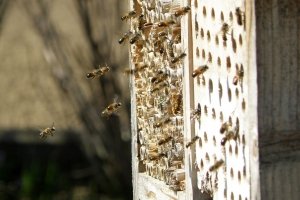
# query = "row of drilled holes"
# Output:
<box><xmin>194</xmin><ymin>26</ymin><xmax>243</xmax><ymax>52</ymax></box>
<box><xmin>195</xmin><ymin>48</ymin><xmax>243</xmax><ymax>69</ymax></box>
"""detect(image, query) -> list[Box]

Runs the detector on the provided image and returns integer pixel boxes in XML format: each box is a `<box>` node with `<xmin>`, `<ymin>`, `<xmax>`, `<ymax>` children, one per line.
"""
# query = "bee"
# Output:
<box><xmin>220</xmin><ymin>122</ymin><xmax>230</xmax><ymax>134</ymax></box>
<box><xmin>235</xmin><ymin>7</ymin><xmax>245</xmax><ymax>26</ymax></box>
<box><xmin>221</xmin><ymin>131</ymin><xmax>237</xmax><ymax>146</ymax></box>
<box><xmin>121</xmin><ymin>10</ymin><xmax>137</xmax><ymax>21</ymax></box>
<box><xmin>118</xmin><ymin>31</ymin><xmax>132</xmax><ymax>44</ymax></box>
<box><xmin>170</xmin><ymin>93</ymin><xmax>182</xmax><ymax>115</ymax></box>
<box><xmin>101</xmin><ymin>100</ymin><xmax>122</xmax><ymax>117</ymax></box>
<box><xmin>233</xmin><ymin>67</ymin><xmax>244</xmax><ymax>85</ymax></box>
<box><xmin>148</xmin><ymin>152</ymin><xmax>167</xmax><ymax>160</ymax></box>
<box><xmin>137</xmin><ymin>14</ymin><xmax>146</xmax><ymax>29</ymax></box>
<box><xmin>123</xmin><ymin>64</ymin><xmax>147</xmax><ymax>75</ymax></box>
<box><xmin>192</xmin><ymin>65</ymin><xmax>209</xmax><ymax>78</ymax></box>
<box><xmin>86</xmin><ymin>64</ymin><xmax>110</xmax><ymax>79</ymax></box>
<box><xmin>167</xmin><ymin>39</ymin><xmax>175</xmax><ymax>58</ymax></box>
<box><xmin>129</xmin><ymin>33</ymin><xmax>141</xmax><ymax>44</ymax></box>
<box><xmin>39</xmin><ymin>123</ymin><xmax>55</xmax><ymax>139</ymax></box>
<box><xmin>158</xmin><ymin>31</ymin><xmax>167</xmax><ymax>37</ymax></box>
<box><xmin>209</xmin><ymin>159</ymin><xmax>224</xmax><ymax>172</ymax></box>
<box><xmin>150</xmin><ymin>81</ymin><xmax>168</xmax><ymax>93</ymax></box>
<box><xmin>153</xmin><ymin>117</ymin><xmax>171</xmax><ymax>128</ymax></box>
<box><xmin>171</xmin><ymin>53</ymin><xmax>186</xmax><ymax>64</ymax></box>
<box><xmin>158</xmin><ymin>136</ymin><xmax>173</xmax><ymax>145</ymax></box>
<box><xmin>156</xmin><ymin>20</ymin><xmax>176</xmax><ymax>27</ymax></box>
<box><xmin>191</xmin><ymin>103</ymin><xmax>201</xmax><ymax>121</ymax></box>
<box><xmin>220</xmin><ymin>23</ymin><xmax>230</xmax><ymax>41</ymax></box>
<box><xmin>174</xmin><ymin>6</ymin><xmax>191</xmax><ymax>17</ymax></box>
<box><xmin>185</xmin><ymin>136</ymin><xmax>200</xmax><ymax>148</ymax></box>
<box><xmin>152</xmin><ymin>73</ymin><xmax>168</xmax><ymax>85</ymax></box>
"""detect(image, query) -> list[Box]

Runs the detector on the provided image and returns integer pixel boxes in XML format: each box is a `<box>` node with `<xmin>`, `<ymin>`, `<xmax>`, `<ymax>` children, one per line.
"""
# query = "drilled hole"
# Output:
<box><xmin>220</xmin><ymin>111</ymin><xmax>223</xmax><ymax>121</ymax></box>
<box><xmin>205</xmin><ymin>152</ymin><xmax>210</xmax><ymax>161</ymax></box>
<box><xmin>228</xmin><ymin>87</ymin><xmax>232</xmax><ymax>102</ymax></box>
<box><xmin>204</xmin><ymin>105</ymin><xmax>208</xmax><ymax>115</ymax></box>
<box><xmin>201</xmin><ymin>159</ymin><xmax>204</xmax><ymax>168</ymax></box>
<box><xmin>196</xmin><ymin>47</ymin><xmax>200</xmax><ymax>57</ymax></box>
<box><xmin>242</xmin><ymin>134</ymin><xmax>245</xmax><ymax>145</ymax></box>
<box><xmin>213</xmin><ymin>136</ymin><xmax>216</xmax><ymax>146</ymax></box>
<box><xmin>238</xmin><ymin>171</ymin><xmax>241</xmax><ymax>182</ymax></box>
<box><xmin>235</xmin><ymin>144</ymin><xmax>238</xmax><ymax>155</ymax></box>
<box><xmin>208</xmin><ymin>52</ymin><xmax>212</xmax><ymax>63</ymax></box>
<box><xmin>231</xmin><ymin>192</ymin><xmax>234</xmax><ymax>200</ymax></box>
<box><xmin>200</xmin><ymin>28</ymin><xmax>204</xmax><ymax>38</ymax></box>
<box><xmin>224</xmin><ymin>189</ymin><xmax>227</xmax><ymax>198</ymax></box>
<box><xmin>229</xmin><ymin>11</ymin><xmax>233</xmax><ymax>21</ymax></box>
<box><xmin>209</xmin><ymin>79</ymin><xmax>213</xmax><ymax>93</ymax></box>
<box><xmin>203</xmin><ymin>6</ymin><xmax>207</xmax><ymax>17</ymax></box>
<box><xmin>242</xmin><ymin>98</ymin><xmax>246</xmax><ymax>110</ymax></box>
<box><xmin>199</xmin><ymin>137</ymin><xmax>202</xmax><ymax>147</ymax></box>
<box><xmin>239</xmin><ymin>195</ymin><xmax>242</xmax><ymax>200</ymax></box>
<box><xmin>204</xmin><ymin>132</ymin><xmax>208</xmax><ymax>142</ymax></box>
<box><xmin>243</xmin><ymin>166</ymin><xmax>246</xmax><ymax>177</ymax></box>
<box><xmin>211</xmin><ymin>8</ymin><xmax>215</xmax><ymax>19</ymax></box>
<box><xmin>232</xmin><ymin>36</ymin><xmax>237</xmax><ymax>53</ymax></box>
<box><xmin>218</xmin><ymin>81</ymin><xmax>223</xmax><ymax>103</ymax></box>
<box><xmin>230</xmin><ymin>168</ymin><xmax>234</xmax><ymax>178</ymax></box>
<box><xmin>195</xmin><ymin>19</ymin><xmax>199</xmax><ymax>32</ymax></box>
<box><xmin>239</xmin><ymin>34</ymin><xmax>243</xmax><ymax>45</ymax></box>
<box><xmin>207</xmin><ymin>30</ymin><xmax>211</xmax><ymax>41</ymax></box>
<box><xmin>229</xmin><ymin>144</ymin><xmax>232</xmax><ymax>154</ymax></box>
<box><xmin>235</xmin><ymin>88</ymin><xmax>239</xmax><ymax>98</ymax></box>
<box><xmin>202</xmin><ymin>49</ymin><xmax>206</xmax><ymax>59</ymax></box>
<box><xmin>220</xmin><ymin>11</ymin><xmax>224</xmax><ymax>21</ymax></box>
<box><xmin>212</xmin><ymin>108</ymin><xmax>216</xmax><ymax>119</ymax></box>
<box><xmin>195</xmin><ymin>0</ymin><xmax>198</xmax><ymax>8</ymax></box>
<box><xmin>217</xmin><ymin>57</ymin><xmax>221</xmax><ymax>66</ymax></box>
<box><xmin>215</xmin><ymin>35</ymin><xmax>219</xmax><ymax>45</ymax></box>
<box><xmin>228</xmin><ymin>116</ymin><xmax>232</xmax><ymax>125</ymax></box>
<box><xmin>226</xmin><ymin>56</ymin><xmax>231</xmax><ymax>69</ymax></box>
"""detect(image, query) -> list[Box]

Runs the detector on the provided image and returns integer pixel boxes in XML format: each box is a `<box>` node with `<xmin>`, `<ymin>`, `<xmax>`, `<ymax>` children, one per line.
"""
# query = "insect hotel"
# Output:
<box><xmin>128</xmin><ymin>0</ymin><xmax>300</xmax><ymax>199</ymax></box>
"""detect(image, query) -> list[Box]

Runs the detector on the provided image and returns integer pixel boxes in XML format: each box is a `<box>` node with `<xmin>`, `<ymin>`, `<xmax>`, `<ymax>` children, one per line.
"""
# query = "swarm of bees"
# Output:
<box><xmin>39</xmin><ymin>123</ymin><xmax>55</xmax><ymax>139</ymax></box>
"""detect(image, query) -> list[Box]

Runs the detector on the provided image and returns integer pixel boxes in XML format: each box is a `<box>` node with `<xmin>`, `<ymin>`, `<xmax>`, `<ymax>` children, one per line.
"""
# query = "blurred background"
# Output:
<box><xmin>0</xmin><ymin>0</ymin><xmax>132</xmax><ymax>199</ymax></box>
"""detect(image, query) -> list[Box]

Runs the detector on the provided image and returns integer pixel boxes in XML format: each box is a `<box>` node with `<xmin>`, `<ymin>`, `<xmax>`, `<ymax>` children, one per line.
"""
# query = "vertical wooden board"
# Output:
<box><xmin>189</xmin><ymin>0</ymin><xmax>259</xmax><ymax>199</ymax></box>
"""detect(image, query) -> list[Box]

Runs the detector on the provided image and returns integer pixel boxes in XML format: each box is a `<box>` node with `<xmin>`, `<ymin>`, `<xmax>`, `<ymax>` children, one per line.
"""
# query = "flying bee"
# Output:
<box><xmin>174</xmin><ymin>6</ymin><xmax>191</xmax><ymax>17</ymax></box>
<box><xmin>39</xmin><ymin>123</ymin><xmax>55</xmax><ymax>139</ymax></box>
<box><xmin>235</xmin><ymin>7</ymin><xmax>245</xmax><ymax>26</ymax></box>
<box><xmin>233</xmin><ymin>68</ymin><xmax>244</xmax><ymax>85</ymax></box>
<box><xmin>86</xmin><ymin>64</ymin><xmax>110</xmax><ymax>79</ymax></box>
<box><xmin>158</xmin><ymin>136</ymin><xmax>173</xmax><ymax>145</ymax></box>
<box><xmin>220</xmin><ymin>23</ymin><xmax>230</xmax><ymax>41</ymax></box>
<box><xmin>121</xmin><ymin>10</ymin><xmax>137</xmax><ymax>21</ymax></box>
<box><xmin>191</xmin><ymin>103</ymin><xmax>201</xmax><ymax>121</ymax></box>
<box><xmin>118</xmin><ymin>31</ymin><xmax>132</xmax><ymax>44</ymax></box>
<box><xmin>171</xmin><ymin>53</ymin><xmax>186</xmax><ymax>64</ymax></box>
<box><xmin>209</xmin><ymin>159</ymin><xmax>224</xmax><ymax>172</ymax></box>
<box><xmin>185</xmin><ymin>136</ymin><xmax>200</xmax><ymax>148</ymax></box>
<box><xmin>101</xmin><ymin>100</ymin><xmax>122</xmax><ymax>117</ymax></box>
<box><xmin>129</xmin><ymin>33</ymin><xmax>141</xmax><ymax>44</ymax></box>
<box><xmin>192</xmin><ymin>65</ymin><xmax>209</xmax><ymax>78</ymax></box>
<box><xmin>156</xmin><ymin>20</ymin><xmax>176</xmax><ymax>27</ymax></box>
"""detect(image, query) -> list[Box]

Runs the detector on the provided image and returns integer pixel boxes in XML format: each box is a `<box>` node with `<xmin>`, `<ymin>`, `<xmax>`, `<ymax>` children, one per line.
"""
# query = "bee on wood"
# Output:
<box><xmin>153</xmin><ymin>117</ymin><xmax>171</xmax><ymax>128</ymax></box>
<box><xmin>158</xmin><ymin>136</ymin><xmax>173</xmax><ymax>145</ymax></box>
<box><xmin>101</xmin><ymin>99</ymin><xmax>122</xmax><ymax>117</ymax></box>
<box><xmin>171</xmin><ymin>53</ymin><xmax>186</xmax><ymax>64</ymax></box>
<box><xmin>209</xmin><ymin>159</ymin><xmax>224</xmax><ymax>172</ymax></box>
<box><xmin>233</xmin><ymin>67</ymin><xmax>244</xmax><ymax>85</ymax></box>
<box><xmin>192</xmin><ymin>65</ymin><xmax>209</xmax><ymax>78</ymax></box>
<box><xmin>121</xmin><ymin>10</ymin><xmax>137</xmax><ymax>21</ymax></box>
<box><xmin>185</xmin><ymin>136</ymin><xmax>200</xmax><ymax>148</ymax></box>
<box><xmin>86</xmin><ymin>64</ymin><xmax>110</xmax><ymax>79</ymax></box>
<box><xmin>150</xmin><ymin>81</ymin><xmax>168</xmax><ymax>93</ymax></box>
<box><xmin>39</xmin><ymin>123</ymin><xmax>55</xmax><ymax>139</ymax></box>
<box><xmin>151</xmin><ymin>72</ymin><xmax>168</xmax><ymax>85</ymax></box>
<box><xmin>190</xmin><ymin>103</ymin><xmax>201</xmax><ymax>121</ymax></box>
<box><xmin>158</xmin><ymin>31</ymin><xmax>167</xmax><ymax>37</ymax></box>
<box><xmin>221</xmin><ymin>131</ymin><xmax>237</xmax><ymax>146</ymax></box>
<box><xmin>170</xmin><ymin>93</ymin><xmax>183</xmax><ymax>115</ymax></box>
<box><xmin>123</xmin><ymin>64</ymin><xmax>147</xmax><ymax>75</ymax></box>
<box><xmin>220</xmin><ymin>23</ymin><xmax>230</xmax><ymax>41</ymax></box>
<box><xmin>174</xmin><ymin>6</ymin><xmax>191</xmax><ymax>17</ymax></box>
<box><xmin>235</xmin><ymin>7</ymin><xmax>245</xmax><ymax>26</ymax></box>
<box><xmin>118</xmin><ymin>31</ymin><xmax>132</xmax><ymax>44</ymax></box>
<box><xmin>129</xmin><ymin>33</ymin><xmax>141</xmax><ymax>44</ymax></box>
<box><xmin>167</xmin><ymin>39</ymin><xmax>175</xmax><ymax>58</ymax></box>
